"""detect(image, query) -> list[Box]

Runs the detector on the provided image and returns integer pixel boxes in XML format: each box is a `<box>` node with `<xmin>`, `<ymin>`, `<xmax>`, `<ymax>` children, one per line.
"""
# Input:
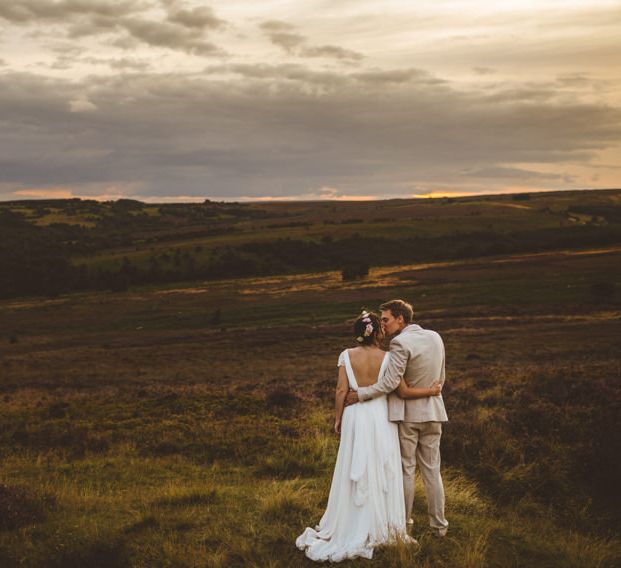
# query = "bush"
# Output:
<box><xmin>444</xmin><ymin>367</ymin><xmax>621</xmax><ymax>528</ymax></box>
<box><xmin>266</xmin><ymin>388</ymin><xmax>299</xmax><ymax>410</ymax></box>
<box><xmin>341</xmin><ymin>263</ymin><xmax>369</xmax><ymax>281</ymax></box>
<box><xmin>0</xmin><ymin>484</ymin><xmax>54</xmax><ymax>531</ymax></box>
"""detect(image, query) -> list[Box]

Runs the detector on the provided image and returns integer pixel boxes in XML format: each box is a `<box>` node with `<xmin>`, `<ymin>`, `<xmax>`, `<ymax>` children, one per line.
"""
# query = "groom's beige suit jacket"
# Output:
<box><xmin>357</xmin><ymin>324</ymin><xmax>448</xmax><ymax>423</ymax></box>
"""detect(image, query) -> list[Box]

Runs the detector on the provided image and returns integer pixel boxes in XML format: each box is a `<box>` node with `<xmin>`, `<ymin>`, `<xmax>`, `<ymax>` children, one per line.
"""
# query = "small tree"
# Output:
<box><xmin>210</xmin><ymin>308</ymin><xmax>222</xmax><ymax>325</ymax></box>
<box><xmin>341</xmin><ymin>262</ymin><xmax>369</xmax><ymax>281</ymax></box>
<box><xmin>512</xmin><ymin>193</ymin><xmax>531</xmax><ymax>201</ymax></box>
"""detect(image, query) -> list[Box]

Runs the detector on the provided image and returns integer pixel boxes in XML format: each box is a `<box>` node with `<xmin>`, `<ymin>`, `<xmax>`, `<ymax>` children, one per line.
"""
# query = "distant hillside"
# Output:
<box><xmin>1</xmin><ymin>189</ymin><xmax>620</xmax><ymax>299</ymax></box>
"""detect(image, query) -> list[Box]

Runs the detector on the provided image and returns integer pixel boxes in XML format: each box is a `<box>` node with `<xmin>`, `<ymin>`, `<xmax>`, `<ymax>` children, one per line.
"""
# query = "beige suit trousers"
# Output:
<box><xmin>398</xmin><ymin>421</ymin><xmax>448</xmax><ymax>535</ymax></box>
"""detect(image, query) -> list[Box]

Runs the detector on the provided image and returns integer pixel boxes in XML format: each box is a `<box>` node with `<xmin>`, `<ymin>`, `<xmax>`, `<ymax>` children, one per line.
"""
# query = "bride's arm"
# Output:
<box><xmin>397</xmin><ymin>377</ymin><xmax>442</xmax><ymax>399</ymax></box>
<box><xmin>334</xmin><ymin>366</ymin><xmax>349</xmax><ymax>434</ymax></box>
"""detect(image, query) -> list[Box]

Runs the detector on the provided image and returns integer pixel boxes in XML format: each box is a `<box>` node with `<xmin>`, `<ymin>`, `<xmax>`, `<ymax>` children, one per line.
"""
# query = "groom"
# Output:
<box><xmin>345</xmin><ymin>299</ymin><xmax>449</xmax><ymax>537</ymax></box>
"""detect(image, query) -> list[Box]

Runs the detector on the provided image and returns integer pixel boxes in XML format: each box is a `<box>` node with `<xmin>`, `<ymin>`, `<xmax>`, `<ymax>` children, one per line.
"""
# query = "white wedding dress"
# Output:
<box><xmin>296</xmin><ymin>349</ymin><xmax>409</xmax><ymax>562</ymax></box>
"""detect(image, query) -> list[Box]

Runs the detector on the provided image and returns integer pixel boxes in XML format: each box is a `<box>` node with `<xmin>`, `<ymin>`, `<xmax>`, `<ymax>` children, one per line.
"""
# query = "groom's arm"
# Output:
<box><xmin>357</xmin><ymin>339</ymin><xmax>409</xmax><ymax>401</ymax></box>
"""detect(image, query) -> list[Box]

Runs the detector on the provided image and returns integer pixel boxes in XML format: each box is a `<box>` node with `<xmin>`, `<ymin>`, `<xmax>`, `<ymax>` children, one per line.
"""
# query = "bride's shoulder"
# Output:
<box><xmin>337</xmin><ymin>348</ymin><xmax>350</xmax><ymax>367</ymax></box>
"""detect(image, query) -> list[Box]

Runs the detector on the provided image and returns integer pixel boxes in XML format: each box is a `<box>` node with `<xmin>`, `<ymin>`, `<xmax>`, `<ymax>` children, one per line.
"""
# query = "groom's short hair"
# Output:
<box><xmin>380</xmin><ymin>299</ymin><xmax>413</xmax><ymax>324</ymax></box>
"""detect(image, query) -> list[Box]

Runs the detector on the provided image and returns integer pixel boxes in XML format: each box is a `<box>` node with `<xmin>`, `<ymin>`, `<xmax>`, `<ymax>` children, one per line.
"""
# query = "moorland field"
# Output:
<box><xmin>2</xmin><ymin>188</ymin><xmax>621</xmax><ymax>298</ymax></box>
<box><xmin>0</xmin><ymin>189</ymin><xmax>620</xmax><ymax>567</ymax></box>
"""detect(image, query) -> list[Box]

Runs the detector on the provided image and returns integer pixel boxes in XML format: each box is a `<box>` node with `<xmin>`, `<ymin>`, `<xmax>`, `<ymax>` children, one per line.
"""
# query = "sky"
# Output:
<box><xmin>0</xmin><ymin>0</ymin><xmax>620</xmax><ymax>202</ymax></box>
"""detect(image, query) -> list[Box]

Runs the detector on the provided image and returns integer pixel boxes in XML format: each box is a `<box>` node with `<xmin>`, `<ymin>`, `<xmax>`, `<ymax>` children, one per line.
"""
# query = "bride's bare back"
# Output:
<box><xmin>347</xmin><ymin>346</ymin><xmax>387</xmax><ymax>387</ymax></box>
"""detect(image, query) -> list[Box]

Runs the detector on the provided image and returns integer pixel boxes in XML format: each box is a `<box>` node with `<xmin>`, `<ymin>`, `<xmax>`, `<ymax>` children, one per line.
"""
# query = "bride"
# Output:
<box><xmin>296</xmin><ymin>310</ymin><xmax>435</xmax><ymax>562</ymax></box>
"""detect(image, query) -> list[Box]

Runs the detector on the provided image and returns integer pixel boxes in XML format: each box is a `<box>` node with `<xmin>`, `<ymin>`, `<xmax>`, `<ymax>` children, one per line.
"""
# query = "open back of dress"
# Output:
<box><xmin>342</xmin><ymin>349</ymin><xmax>389</xmax><ymax>391</ymax></box>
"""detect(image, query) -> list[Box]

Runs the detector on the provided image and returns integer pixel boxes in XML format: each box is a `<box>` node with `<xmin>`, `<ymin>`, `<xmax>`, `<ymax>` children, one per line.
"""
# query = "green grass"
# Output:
<box><xmin>55</xmin><ymin>189</ymin><xmax>620</xmax><ymax>269</ymax></box>
<box><xmin>0</xmin><ymin>243</ymin><xmax>620</xmax><ymax>566</ymax></box>
<box><xmin>2</xmin><ymin>456</ymin><xmax>619</xmax><ymax>566</ymax></box>
<box><xmin>34</xmin><ymin>213</ymin><xmax>99</xmax><ymax>227</ymax></box>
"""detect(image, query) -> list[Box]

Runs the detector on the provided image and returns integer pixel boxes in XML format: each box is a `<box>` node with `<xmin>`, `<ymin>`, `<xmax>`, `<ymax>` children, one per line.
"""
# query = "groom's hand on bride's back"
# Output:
<box><xmin>344</xmin><ymin>390</ymin><xmax>359</xmax><ymax>406</ymax></box>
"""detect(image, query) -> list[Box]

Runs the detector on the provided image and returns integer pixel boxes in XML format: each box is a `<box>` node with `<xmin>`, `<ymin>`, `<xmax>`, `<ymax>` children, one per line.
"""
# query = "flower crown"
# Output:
<box><xmin>356</xmin><ymin>310</ymin><xmax>375</xmax><ymax>343</ymax></box>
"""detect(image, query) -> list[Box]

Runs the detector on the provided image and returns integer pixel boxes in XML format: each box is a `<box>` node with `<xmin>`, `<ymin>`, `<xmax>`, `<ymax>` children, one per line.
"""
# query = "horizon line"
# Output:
<box><xmin>1</xmin><ymin>186</ymin><xmax>620</xmax><ymax>205</ymax></box>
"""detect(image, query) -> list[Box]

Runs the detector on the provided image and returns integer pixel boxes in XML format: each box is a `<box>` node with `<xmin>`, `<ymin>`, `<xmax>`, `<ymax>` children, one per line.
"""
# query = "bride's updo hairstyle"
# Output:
<box><xmin>354</xmin><ymin>310</ymin><xmax>381</xmax><ymax>346</ymax></box>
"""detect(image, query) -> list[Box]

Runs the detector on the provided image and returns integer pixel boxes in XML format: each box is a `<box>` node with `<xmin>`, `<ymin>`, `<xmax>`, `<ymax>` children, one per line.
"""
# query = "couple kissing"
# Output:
<box><xmin>296</xmin><ymin>299</ymin><xmax>448</xmax><ymax>562</ymax></box>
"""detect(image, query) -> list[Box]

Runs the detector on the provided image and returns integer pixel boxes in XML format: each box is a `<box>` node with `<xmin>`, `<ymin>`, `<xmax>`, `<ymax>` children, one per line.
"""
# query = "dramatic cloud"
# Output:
<box><xmin>119</xmin><ymin>17</ymin><xmax>223</xmax><ymax>54</ymax></box>
<box><xmin>260</xmin><ymin>19</ymin><xmax>363</xmax><ymax>62</ymax></box>
<box><xmin>1</xmin><ymin>65</ymin><xmax>619</xmax><ymax>200</ymax></box>
<box><xmin>0</xmin><ymin>1</ymin><xmax>141</xmax><ymax>23</ymax></box>
<box><xmin>1</xmin><ymin>0</ymin><xmax>227</xmax><ymax>56</ymax></box>
<box><xmin>165</xmin><ymin>4</ymin><xmax>225</xmax><ymax>30</ymax></box>
<box><xmin>0</xmin><ymin>1</ymin><xmax>620</xmax><ymax>201</ymax></box>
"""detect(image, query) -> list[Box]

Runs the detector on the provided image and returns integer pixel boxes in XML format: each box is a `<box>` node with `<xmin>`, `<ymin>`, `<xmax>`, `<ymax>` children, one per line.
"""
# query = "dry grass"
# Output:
<box><xmin>0</xmin><ymin>247</ymin><xmax>620</xmax><ymax>566</ymax></box>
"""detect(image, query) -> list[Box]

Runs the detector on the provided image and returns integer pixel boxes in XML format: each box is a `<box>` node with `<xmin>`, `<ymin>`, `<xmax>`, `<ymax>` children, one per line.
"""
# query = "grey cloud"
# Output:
<box><xmin>165</xmin><ymin>5</ymin><xmax>225</xmax><ymax>30</ymax></box>
<box><xmin>259</xmin><ymin>19</ymin><xmax>363</xmax><ymax>62</ymax></box>
<box><xmin>588</xmin><ymin>162</ymin><xmax>621</xmax><ymax>170</ymax></box>
<box><xmin>66</xmin><ymin>14</ymin><xmax>119</xmax><ymax>38</ymax></box>
<box><xmin>106</xmin><ymin>57</ymin><xmax>151</xmax><ymax>70</ymax></box>
<box><xmin>259</xmin><ymin>20</ymin><xmax>296</xmax><ymax>32</ymax></box>
<box><xmin>0</xmin><ymin>69</ymin><xmax>619</xmax><ymax>199</ymax></box>
<box><xmin>352</xmin><ymin>68</ymin><xmax>445</xmax><ymax>85</ymax></box>
<box><xmin>265</xmin><ymin>31</ymin><xmax>306</xmax><ymax>53</ymax></box>
<box><xmin>110</xmin><ymin>35</ymin><xmax>140</xmax><ymax>49</ymax></box>
<box><xmin>121</xmin><ymin>17</ymin><xmax>222</xmax><ymax>55</ymax></box>
<box><xmin>0</xmin><ymin>0</ymin><xmax>141</xmax><ymax>23</ymax></box>
<box><xmin>2</xmin><ymin>1</ymin><xmax>227</xmax><ymax>56</ymax></box>
<box><xmin>472</xmin><ymin>66</ymin><xmax>495</xmax><ymax>75</ymax></box>
<box><xmin>204</xmin><ymin>63</ymin><xmax>350</xmax><ymax>87</ymax></box>
<box><xmin>482</xmin><ymin>86</ymin><xmax>559</xmax><ymax>104</ymax></box>
<box><xmin>49</xmin><ymin>58</ymin><xmax>74</xmax><ymax>71</ymax></box>
<box><xmin>51</xmin><ymin>53</ymin><xmax>152</xmax><ymax>71</ymax></box>
<box><xmin>300</xmin><ymin>45</ymin><xmax>363</xmax><ymax>62</ymax></box>
<box><xmin>556</xmin><ymin>73</ymin><xmax>591</xmax><ymax>87</ymax></box>
<box><xmin>65</xmin><ymin>14</ymin><xmax>224</xmax><ymax>55</ymax></box>
<box><xmin>462</xmin><ymin>167</ymin><xmax>567</xmax><ymax>180</ymax></box>
<box><xmin>47</xmin><ymin>42</ymin><xmax>83</xmax><ymax>56</ymax></box>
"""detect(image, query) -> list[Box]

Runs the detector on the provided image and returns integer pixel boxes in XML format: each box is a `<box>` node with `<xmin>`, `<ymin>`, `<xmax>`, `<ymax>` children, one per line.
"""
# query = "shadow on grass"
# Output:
<box><xmin>48</xmin><ymin>536</ymin><xmax>130</xmax><ymax>568</ymax></box>
<box><xmin>0</xmin><ymin>483</ymin><xmax>55</xmax><ymax>531</ymax></box>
